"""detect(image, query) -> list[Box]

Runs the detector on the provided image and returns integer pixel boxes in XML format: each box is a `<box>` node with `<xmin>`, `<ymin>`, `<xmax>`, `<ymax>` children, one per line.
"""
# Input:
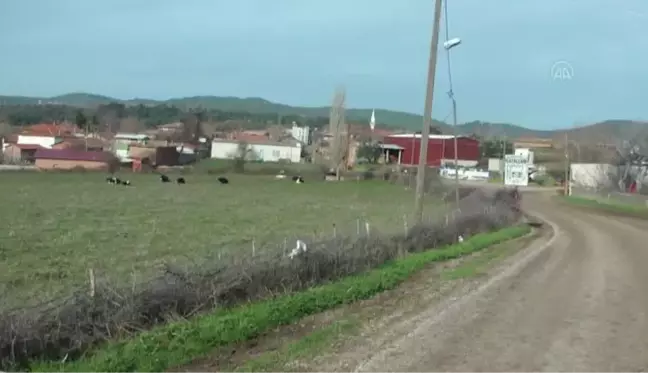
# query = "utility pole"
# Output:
<box><xmin>329</xmin><ymin>87</ymin><xmax>347</xmax><ymax>180</ymax></box>
<box><xmin>451</xmin><ymin>98</ymin><xmax>460</xmax><ymax>206</ymax></box>
<box><xmin>564</xmin><ymin>132</ymin><xmax>570</xmax><ymax>195</ymax></box>
<box><xmin>414</xmin><ymin>0</ymin><xmax>444</xmax><ymax>223</ymax></box>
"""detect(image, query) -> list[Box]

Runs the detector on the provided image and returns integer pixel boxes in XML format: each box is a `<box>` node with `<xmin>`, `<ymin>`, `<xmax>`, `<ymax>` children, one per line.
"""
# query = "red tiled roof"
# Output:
<box><xmin>241</xmin><ymin>130</ymin><xmax>269</xmax><ymax>136</ymax></box>
<box><xmin>34</xmin><ymin>149</ymin><xmax>113</xmax><ymax>162</ymax></box>
<box><xmin>8</xmin><ymin>143</ymin><xmax>45</xmax><ymax>150</ymax></box>
<box><xmin>54</xmin><ymin>137</ymin><xmax>106</xmax><ymax>149</ymax></box>
<box><xmin>22</xmin><ymin>124</ymin><xmax>80</xmax><ymax>136</ymax></box>
<box><xmin>233</xmin><ymin>133</ymin><xmax>269</xmax><ymax>143</ymax></box>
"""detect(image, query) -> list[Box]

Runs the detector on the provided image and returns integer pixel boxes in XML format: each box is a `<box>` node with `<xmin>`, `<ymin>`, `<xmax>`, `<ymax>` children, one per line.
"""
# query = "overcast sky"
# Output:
<box><xmin>1</xmin><ymin>0</ymin><xmax>647</xmax><ymax>129</ymax></box>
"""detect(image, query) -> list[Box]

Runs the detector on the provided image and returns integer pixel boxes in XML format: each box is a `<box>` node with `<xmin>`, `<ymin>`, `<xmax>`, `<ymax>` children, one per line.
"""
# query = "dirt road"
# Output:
<box><xmin>345</xmin><ymin>191</ymin><xmax>648</xmax><ymax>371</ymax></box>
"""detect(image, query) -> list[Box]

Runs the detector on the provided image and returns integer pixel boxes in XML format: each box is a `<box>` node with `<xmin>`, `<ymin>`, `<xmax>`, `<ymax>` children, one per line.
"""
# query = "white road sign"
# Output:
<box><xmin>504</xmin><ymin>154</ymin><xmax>529</xmax><ymax>186</ymax></box>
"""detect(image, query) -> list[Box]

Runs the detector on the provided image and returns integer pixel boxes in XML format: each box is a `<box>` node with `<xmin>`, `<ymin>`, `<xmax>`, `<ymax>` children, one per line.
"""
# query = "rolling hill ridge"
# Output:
<box><xmin>0</xmin><ymin>93</ymin><xmax>644</xmax><ymax>140</ymax></box>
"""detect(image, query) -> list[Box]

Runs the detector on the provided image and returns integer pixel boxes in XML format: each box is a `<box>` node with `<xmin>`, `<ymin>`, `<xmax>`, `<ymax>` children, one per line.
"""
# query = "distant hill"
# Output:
<box><xmin>0</xmin><ymin>92</ymin><xmax>645</xmax><ymax>140</ymax></box>
<box><xmin>0</xmin><ymin>93</ymin><xmax>449</xmax><ymax>131</ymax></box>
<box><xmin>555</xmin><ymin>120</ymin><xmax>648</xmax><ymax>144</ymax></box>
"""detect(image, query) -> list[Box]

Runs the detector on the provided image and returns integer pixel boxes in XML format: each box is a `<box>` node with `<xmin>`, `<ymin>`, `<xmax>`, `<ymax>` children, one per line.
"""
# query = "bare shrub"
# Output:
<box><xmin>0</xmin><ymin>187</ymin><xmax>523</xmax><ymax>371</ymax></box>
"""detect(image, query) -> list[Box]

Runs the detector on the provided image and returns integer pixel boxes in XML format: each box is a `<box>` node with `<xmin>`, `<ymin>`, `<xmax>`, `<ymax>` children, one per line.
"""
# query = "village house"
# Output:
<box><xmin>2</xmin><ymin>143</ymin><xmax>44</xmax><ymax>164</ymax></box>
<box><xmin>14</xmin><ymin>123</ymin><xmax>105</xmax><ymax>150</ymax></box>
<box><xmin>157</xmin><ymin>122</ymin><xmax>184</xmax><ymax>133</ymax></box>
<box><xmin>34</xmin><ymin>148</ymin><xmax>115</xmax><ymax>170</ymax></box>
<box><xmin>20</xmin><ymin>123</ymin><xmax>80</xmax><ymax>137</ymax></box>
<box><xmin>113</xmin><ymin>133</ymin><xmax>150</xmax><ymax>162</ymax></box>
<box><xmin>211</xmin><ymin>137</ymin><xmax>302</xmax><ymax>163</ymax></box>
<box><xmin>52</xmin><ymin>137</ymin><xmax>106</xmax><ymax>152</ymax></box>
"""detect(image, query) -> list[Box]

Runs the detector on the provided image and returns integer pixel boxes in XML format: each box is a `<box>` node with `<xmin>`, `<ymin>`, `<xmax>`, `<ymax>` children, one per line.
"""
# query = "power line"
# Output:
<box><xmin>443</xmin><ymin>0</ymin><xmax>461</xmax><ymax>207</ymax></box>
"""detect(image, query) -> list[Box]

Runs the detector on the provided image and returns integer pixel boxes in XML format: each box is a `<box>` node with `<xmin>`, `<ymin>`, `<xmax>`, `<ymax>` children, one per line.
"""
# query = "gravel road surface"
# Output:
<box><xmin>349</xmin><ymin>191</ymin><xmax>648</xmax><ymax>371</ymax></box>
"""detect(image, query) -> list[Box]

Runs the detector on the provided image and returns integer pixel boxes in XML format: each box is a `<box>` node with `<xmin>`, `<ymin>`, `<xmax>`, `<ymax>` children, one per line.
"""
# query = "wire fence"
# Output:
<box><xmin>0</xmin><ymin>183</ymin><xmax>523</xmax><ymax>370</ymax></box>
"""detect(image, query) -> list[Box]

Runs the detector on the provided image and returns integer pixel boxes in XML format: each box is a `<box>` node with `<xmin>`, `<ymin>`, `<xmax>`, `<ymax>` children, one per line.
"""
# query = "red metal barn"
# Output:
<box><xmin>383</xmin><ymin>134</ymin><xmax>480</xmax><ymax>167</ymax></box>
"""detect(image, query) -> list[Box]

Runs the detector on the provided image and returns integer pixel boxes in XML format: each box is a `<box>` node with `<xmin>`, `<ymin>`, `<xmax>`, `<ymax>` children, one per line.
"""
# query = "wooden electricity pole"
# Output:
<box><xmin>413</xmin><ymin>0</ymin><xmax>444</xmax><ymax>223</ymax></box>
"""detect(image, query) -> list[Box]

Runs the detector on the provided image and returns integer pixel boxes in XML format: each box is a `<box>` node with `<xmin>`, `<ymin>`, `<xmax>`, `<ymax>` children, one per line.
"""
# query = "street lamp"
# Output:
<box><xmin>444</xmin><ymin>38</ymin><xmax>462</xmax><ymax>50</ymax></box>
<box><xmin>444</xmin><ymin>36</ymin><xmax>462</xmax><ymax>206</ymax></box>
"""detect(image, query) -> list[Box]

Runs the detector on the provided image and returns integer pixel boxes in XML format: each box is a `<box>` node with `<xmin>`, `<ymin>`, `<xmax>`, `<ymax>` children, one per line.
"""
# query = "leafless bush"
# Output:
<box><xmin>0</xmin><ymin>187</ymin><xmax>523</xmax><ymax>371</ymax></box>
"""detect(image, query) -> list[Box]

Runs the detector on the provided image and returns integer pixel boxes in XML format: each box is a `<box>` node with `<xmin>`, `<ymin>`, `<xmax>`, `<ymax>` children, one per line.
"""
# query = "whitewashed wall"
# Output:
<box><xmin>488</xmin><ymin>158</ymin><xmax>504</xmax><ymax>172</ymax></box>
<box><xmin>254</xmin><ymin>143</ymin><xmax>301</xmax><ymax>163</ymax></box>
<box><xmin>17</xmin><ymin>135</ymin><xmax>59</xmax><ymax>149</ymax></box>
<box><xmin>210</xmin><ymin>141</ymin><xmax>240</xmax><ymax>159</ymax></box>
<box><xmin>211</xmin><ymin>141</ymin><xmax>301</xmax><ymax>163</ymax></box>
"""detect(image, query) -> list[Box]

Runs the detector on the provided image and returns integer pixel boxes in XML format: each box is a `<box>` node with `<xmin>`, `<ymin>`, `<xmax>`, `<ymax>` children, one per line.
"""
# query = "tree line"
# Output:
<box><xmin>0</xmin><ymin>103</ymin><xmax>333</xmax><ymax>132</ymax></box>
<box><xmin>0</xmin><ymin>103</ymin><xmax>501</xmax><ymax>155</ymax></box>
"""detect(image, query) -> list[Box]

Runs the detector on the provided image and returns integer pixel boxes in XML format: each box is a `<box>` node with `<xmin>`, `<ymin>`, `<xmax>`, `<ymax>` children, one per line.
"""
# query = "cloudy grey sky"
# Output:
<box><xmin>1</xmin><ymin>0</ymin><xmax>647</xmax><ymax>129</ymax></box>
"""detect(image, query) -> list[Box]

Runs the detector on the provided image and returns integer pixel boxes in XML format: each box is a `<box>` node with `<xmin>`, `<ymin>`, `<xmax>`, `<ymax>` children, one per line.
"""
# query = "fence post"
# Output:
<box><xmin>283</xmin><ymin>238</ymin><xmax>288</xmax><ymax>256</ymax></box>
<box><xmin>88</xmin><ymin>268</ymin><xmax>95</xmax><ymax>298</ymax></box>
<box><xmin>131</xmin><ymin>267</ymin><xmax>137</xmax><ymax>293</ymax></box>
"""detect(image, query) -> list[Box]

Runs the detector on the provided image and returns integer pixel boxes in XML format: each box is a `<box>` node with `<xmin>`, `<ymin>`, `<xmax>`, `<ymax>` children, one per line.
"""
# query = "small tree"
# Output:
<box><xmin>231</xmin><ymin>141</ymin><xmax>252</xmax><ymax>173</ymax></box>
<box><xmin>267</xmin><ymin>125</ymin><xmax>286</xmax><ymax>142</ymax></box>
<box><xmin>105</xmin><ymin>153</ymin><xmax>121</xmax><ymax>174</ymax></box>
<box><xmin>0</xmin><ymin>121</ymin><xmax>10</xmax><ymax>164</ymax></box>
<box><xmin>429</xmin><ymin>125</ymin><xmax>442</xmax><ymax>135</ymax></box>
<box><xmin>75</xmin><ymin>110</ymin><xmax>88</xmax><ymax>131</ymax></box>
<box><xmin>357</xmin><ymin>142</ymin><xmax>382</xmax><ymax>164</ymax></box>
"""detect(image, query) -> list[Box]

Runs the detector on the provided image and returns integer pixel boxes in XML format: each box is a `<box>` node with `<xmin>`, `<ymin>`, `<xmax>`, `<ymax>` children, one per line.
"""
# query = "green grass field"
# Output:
<box><xmin>562</xmin><ymin>195</ymin><xmax>648</xmax><ymax>217</ymax></box>
<box><xmin>0</xmin><ymin>172</ymin><xmax>435</xmax><ymax>307</ymax></box>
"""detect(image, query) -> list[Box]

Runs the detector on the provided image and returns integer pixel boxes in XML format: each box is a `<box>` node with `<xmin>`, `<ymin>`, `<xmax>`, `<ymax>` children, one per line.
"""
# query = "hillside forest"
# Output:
<box><xmin>0</xmin><ymin>93</ymin><xmax>646</xmax><ymax>146</ymax></box>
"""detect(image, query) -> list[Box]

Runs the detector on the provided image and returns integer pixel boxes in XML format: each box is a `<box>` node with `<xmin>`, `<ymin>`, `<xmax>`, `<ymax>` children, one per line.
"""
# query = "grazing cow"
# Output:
<box><xmin>217</xmin><ymin>177</ymin><xmax>229</xmax><ymax>184</ymax></box>
<box><xmin>176</xmin><ymin>177</ymin><xmax>186</xmax><ymax>184</ymax></box>
<box><xmin>293</xmin><ymin>176</ymin><xmax>304</xmax><ymax>184</ymax></box>
<box><xmin>160</xmin><ymin>174</ymin><xmax>171</xmax><ymax>183</ymax></box>
<box><xmin>106</xmin><ymin>176</ymin><xmax>122</xmax><ymax>185</ymax></box>
<box><xmin>122</xmin><ymin>180</ymin><xmax>132</xmax><ymax>186</ymax></box>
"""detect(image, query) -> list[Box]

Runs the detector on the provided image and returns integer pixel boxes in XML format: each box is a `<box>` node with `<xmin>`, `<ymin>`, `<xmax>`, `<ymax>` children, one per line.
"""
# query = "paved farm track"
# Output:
<box><xmin>345</xmin><ymin>191</ymin><xmax>648</xmax><ymax>371</ymax></box>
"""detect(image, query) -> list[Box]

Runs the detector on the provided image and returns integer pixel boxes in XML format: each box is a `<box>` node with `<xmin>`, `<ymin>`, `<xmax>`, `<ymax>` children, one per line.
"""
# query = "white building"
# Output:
<box><xmin>211</xmin><ymin>139</ymin><xmax>302</xmax><ymax>163</ymax></box>
<box><xmin>113</xmin><ymin>133</ymin><xmax>150</xmax><ymax>162</ymax></box>
<box><xmin>114</xmin><ymin>133</ymin><xmax>150</xmax><ymax>144</ymax></box>
<box><xmin>290</xmin><ymin>123</ymin><xmax>311</xmax><ymax>145</ymax></box>
<box><xmin>514</xmin><ymin>148</ymin><xmax>534</xmax><ymax>166</ymax></box>
<box><xmin>488</xmin><ymin>158</ymin><xmax>504</xmax><ymax>173</ymax></box>
<box><xmin>17</xmin><ymin>135</ymin><xmax>60</xmax><ymax>149</ymax></box>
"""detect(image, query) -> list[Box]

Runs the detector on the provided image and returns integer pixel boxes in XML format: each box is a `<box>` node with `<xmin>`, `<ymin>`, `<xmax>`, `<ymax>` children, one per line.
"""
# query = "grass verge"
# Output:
<box><xmin>561</xmin><ymin>195</ymin><xmax>648</xmax><ymax>219</ymax></box>
<box><xmin>34</xmin><ymin>224</ymin><xmax>531</xmax><ymax>373</ymax></box>
<box><xmin>232</xmin><ymin>231</ymin><xmax>538</xmax><ymax>372</ymax></box>
<box><xmin>234</xmin><ymin>318</ymin><xmax>361</xmax><ymax>372</ymax></box>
